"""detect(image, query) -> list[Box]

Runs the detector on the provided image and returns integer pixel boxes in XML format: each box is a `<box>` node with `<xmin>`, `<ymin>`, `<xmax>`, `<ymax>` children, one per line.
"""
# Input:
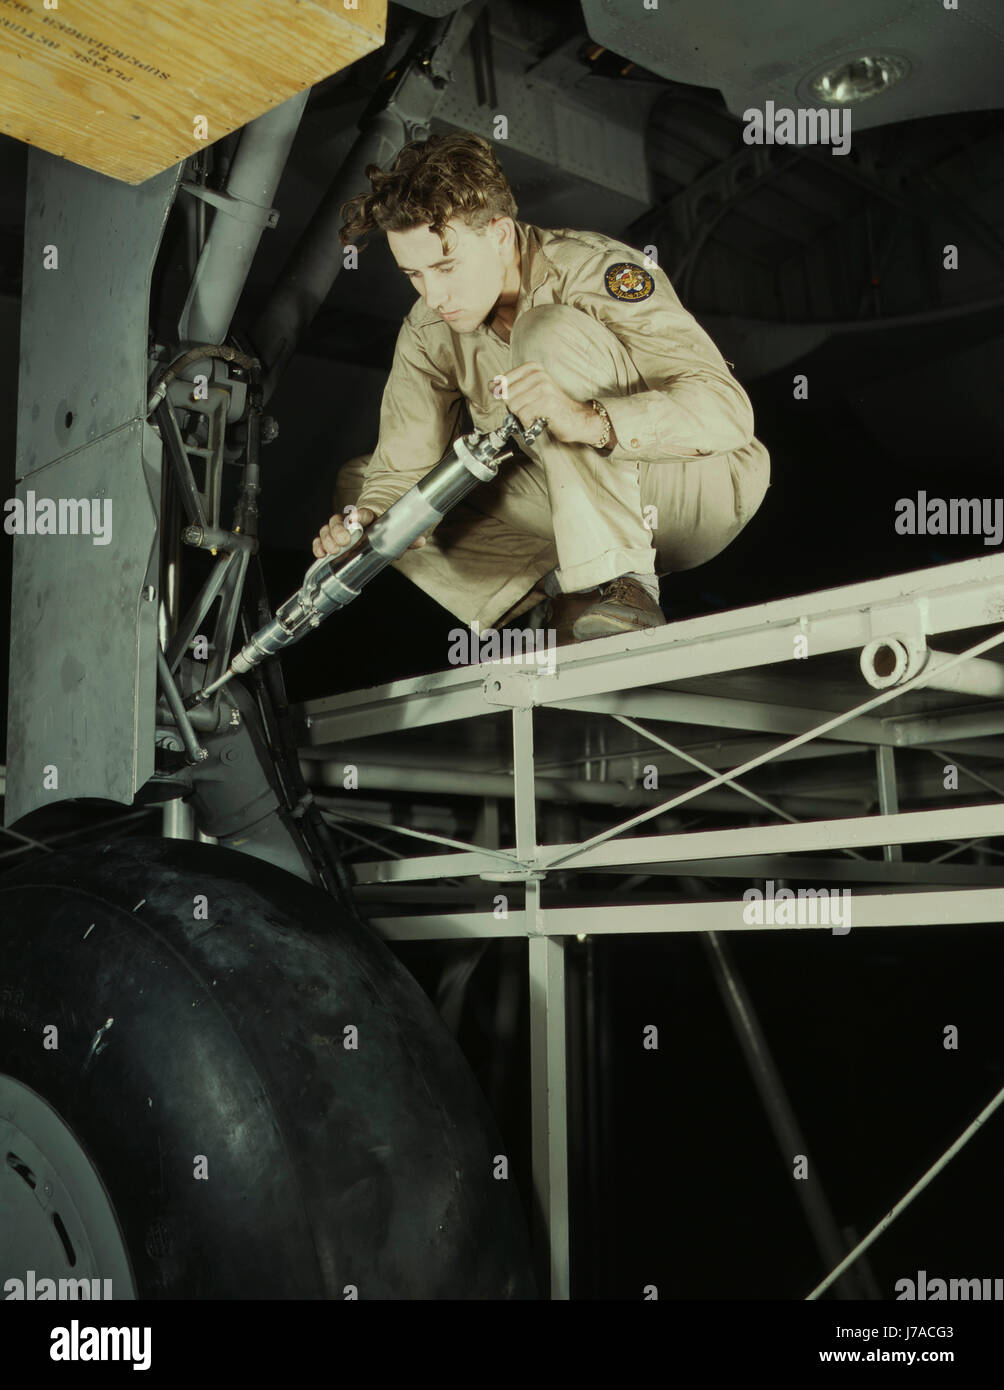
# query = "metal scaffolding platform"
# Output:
<box><xmin>295</xmin><ymin>550</ymin><xmax>1004</xmax><ymax>1298</ymax></box>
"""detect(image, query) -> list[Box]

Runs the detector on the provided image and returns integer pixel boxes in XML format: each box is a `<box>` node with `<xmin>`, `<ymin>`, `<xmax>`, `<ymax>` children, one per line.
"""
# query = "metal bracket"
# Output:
<box><xmin>178</xmin><ymin>180</ymin><xmax>279</xmax><ymax>230</ymax></box>
<box><xmin>483</xmin><ymin>670</ymin><xmax>541</xmax><ymax>709</ymax></box>
<box><xmin>865</xmin><ymin>599</ymin><xmax>932</xmax><ymax>644</ymax></box>
<box><xmin>480</xmin><ymin>868</ymin><xmax>545</xmax><ymax>882</ymax></box>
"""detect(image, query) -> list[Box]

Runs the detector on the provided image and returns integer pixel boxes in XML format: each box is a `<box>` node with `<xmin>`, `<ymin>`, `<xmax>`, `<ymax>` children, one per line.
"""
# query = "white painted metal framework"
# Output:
<box><xmin>295</xmin><ymin>552</ymin><xmax>1004</xmax><ymax>1298</ymax></box>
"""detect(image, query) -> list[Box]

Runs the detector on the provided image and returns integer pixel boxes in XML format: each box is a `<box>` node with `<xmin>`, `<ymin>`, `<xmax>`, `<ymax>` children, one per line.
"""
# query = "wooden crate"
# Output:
<box><xmin>0</xmin><ymin>0</ymin><xmax>387</xmax><ymax>185</ymax></box>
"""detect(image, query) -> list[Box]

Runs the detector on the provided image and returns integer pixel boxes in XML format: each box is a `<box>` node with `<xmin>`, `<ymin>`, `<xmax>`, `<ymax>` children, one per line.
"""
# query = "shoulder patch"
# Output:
<box><xmin>604</xmin><ymin>261</ymin><xmax>654</xmax><ymax>302</ymax></box>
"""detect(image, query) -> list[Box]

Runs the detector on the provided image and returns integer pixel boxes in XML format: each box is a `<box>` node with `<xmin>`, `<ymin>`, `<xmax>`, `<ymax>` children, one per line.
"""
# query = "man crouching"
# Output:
<box><xmin>311</xmin><ymin>130</ymin><xmax>770</xmax><ymax>646</ymax></box>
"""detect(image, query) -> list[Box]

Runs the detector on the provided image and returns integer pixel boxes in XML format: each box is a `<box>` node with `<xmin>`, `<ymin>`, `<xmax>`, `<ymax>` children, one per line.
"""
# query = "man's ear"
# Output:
<box><xmin>494</xmin><ymin>216</ymin><xmax>514</xmax><ymax>253</ymax></box>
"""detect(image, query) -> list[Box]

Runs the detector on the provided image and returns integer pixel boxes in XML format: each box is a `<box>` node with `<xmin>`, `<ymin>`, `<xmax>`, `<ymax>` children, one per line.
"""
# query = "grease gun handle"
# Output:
<box><xmin>303</xmin><ymin>519</ymin><xmax>363</xmax><ymax>589</ymax></box>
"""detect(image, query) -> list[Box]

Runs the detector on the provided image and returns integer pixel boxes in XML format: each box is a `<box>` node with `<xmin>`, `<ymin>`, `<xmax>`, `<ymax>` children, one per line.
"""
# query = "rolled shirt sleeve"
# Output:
<box><xmin>355</xmin><ymin>318</ymin><xmax>464</xmax><ymax>516</ymax></box>
<box><xmin>565</xmin><ymin>249</ymin><xmax>756</xmax><ymax>461</ymax></box>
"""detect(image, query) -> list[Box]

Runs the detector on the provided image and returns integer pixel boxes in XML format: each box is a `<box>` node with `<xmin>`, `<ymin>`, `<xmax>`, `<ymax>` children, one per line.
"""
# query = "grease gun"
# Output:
<box><xmin>191</xmin><ymin>410</ymin><xmax>547</xmax><ymax>703</ymax></box>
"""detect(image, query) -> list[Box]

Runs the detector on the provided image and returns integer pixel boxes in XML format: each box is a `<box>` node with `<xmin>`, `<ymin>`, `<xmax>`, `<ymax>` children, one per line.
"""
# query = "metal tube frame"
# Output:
<box><xmin>297</xmin><ymin>550</ymin><xmax>1004</xmax><ymax>1298</ymax></box>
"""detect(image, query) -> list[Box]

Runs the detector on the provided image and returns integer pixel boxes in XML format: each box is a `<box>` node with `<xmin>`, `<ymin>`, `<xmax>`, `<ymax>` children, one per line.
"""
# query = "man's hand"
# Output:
<box><xmin>491</xmin><ymin>364</ymin><xmax>607</xmax><ymax>447</ymax></box>
<box><xmin>311</xmin><ymin>505</ymin><xmax>429</xmax><ymax>559</ymax></box>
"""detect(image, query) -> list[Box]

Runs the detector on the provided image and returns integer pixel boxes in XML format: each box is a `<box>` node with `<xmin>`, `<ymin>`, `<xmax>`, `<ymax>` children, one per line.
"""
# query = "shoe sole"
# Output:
<box><xmin>571</xmin><ymin>613</ymin><xmax>667</xmax><ymax>640</ymax></box>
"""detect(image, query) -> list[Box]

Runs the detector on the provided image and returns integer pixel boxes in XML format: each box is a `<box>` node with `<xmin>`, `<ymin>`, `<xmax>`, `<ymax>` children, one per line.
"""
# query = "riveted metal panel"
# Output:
<box><xmin>5</xmin><ymin>421</ymin><xmax>162</xmax><ymax>823</ymax></box>
<box><xmin>4</xmin><ymin>150</ymin><xmax>180</xmax><ymax>826</ymax></box>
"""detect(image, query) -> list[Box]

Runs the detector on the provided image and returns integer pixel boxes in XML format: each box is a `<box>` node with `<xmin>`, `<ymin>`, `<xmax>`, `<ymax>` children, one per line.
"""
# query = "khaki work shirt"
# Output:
<box><xmin>356</xmin><ymin>219</ymin><xmax>757</xmax><ymax>517</ymax></box>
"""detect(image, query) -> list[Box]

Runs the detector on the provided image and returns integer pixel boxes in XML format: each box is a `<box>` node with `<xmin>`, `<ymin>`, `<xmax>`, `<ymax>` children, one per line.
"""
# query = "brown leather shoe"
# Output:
<box><xmin>548</xmin><ymin>576</ymin><xmax>666</xmax><ymax>646</ymax></box>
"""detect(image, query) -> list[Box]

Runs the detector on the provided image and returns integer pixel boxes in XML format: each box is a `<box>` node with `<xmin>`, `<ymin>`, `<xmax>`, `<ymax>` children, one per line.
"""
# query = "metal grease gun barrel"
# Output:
<box><xmin>191</xmin><ymin>411</ymin><xmax>546</xmax><ymax>703</ymax></box>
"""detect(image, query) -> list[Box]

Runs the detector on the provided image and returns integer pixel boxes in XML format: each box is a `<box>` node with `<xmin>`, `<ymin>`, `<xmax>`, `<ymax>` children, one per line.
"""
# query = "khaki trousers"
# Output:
<box><xmin>333</xmin><ymin>303</ymin><xmax>770</xmax><ymax>627</ymax></box>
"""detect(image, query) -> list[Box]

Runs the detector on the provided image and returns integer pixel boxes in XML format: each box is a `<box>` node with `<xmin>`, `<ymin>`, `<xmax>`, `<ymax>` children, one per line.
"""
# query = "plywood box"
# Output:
<box><xmin>0</xmin><ymin>0</ymin><xmax>387</xmax><ymax>185</ymax></box>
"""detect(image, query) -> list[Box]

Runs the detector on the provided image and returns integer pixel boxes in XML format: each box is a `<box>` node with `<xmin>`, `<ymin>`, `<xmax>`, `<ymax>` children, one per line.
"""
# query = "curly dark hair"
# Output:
<box><xmin>339</xmin><ymin>130</ymin><xmax>518</xmax><ymax>252</ymax></box>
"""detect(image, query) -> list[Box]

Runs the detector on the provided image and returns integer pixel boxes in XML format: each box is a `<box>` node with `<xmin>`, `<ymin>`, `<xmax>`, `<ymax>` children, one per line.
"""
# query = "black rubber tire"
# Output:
<box><xmin>0</xmin><ymin>837</ymin><xmax>537</xmax><ymax>1299</ymax></box>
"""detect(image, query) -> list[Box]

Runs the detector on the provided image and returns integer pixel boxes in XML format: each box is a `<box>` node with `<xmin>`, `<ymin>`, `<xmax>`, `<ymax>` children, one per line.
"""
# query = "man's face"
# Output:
<box><xmin>387</xmin><ymin>217</ymin><xmax>513</xmax><ymax>333</ymax></box>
